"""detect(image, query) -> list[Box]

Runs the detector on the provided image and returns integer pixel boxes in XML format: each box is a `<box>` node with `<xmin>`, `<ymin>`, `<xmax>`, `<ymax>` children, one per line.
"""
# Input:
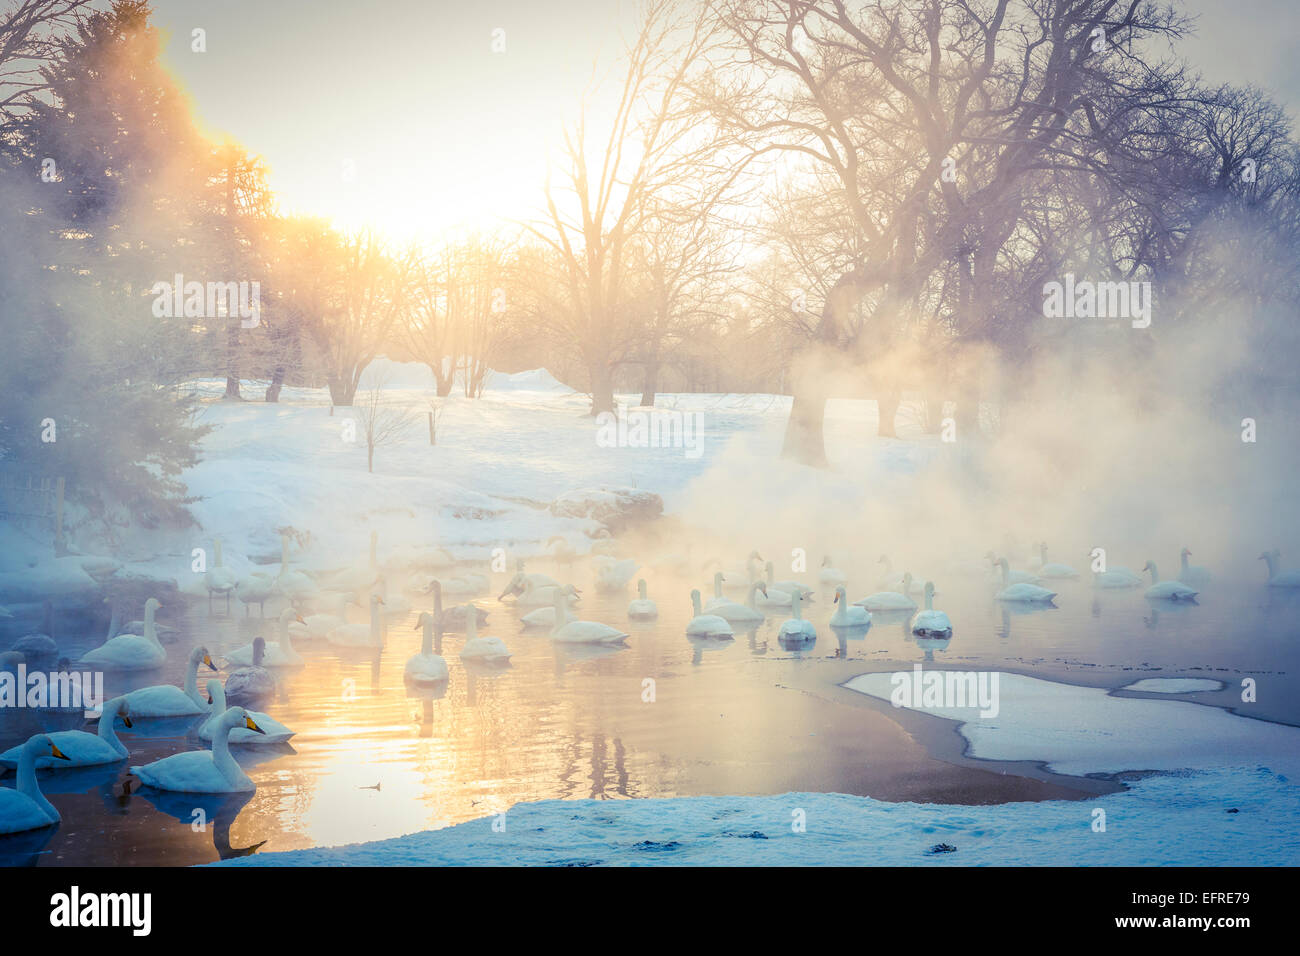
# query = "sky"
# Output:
<box><xmin>148</xmin><ymin>0</ymin><xmax>1300</xmax><ymax>243</ymax></box>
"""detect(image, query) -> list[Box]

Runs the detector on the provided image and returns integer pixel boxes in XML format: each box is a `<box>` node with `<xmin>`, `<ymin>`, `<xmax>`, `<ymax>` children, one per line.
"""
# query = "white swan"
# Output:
<box><xmin>627</xmin><ymin>579</ymin><xmax>658</xmax><ymax>620</ymax></box>
<box><xmin>11</xmin><ymin>603</ymin><xmax>56</xmax><ymax>657</ymax></box>
<box><xmin>373</xmin><ymin>575</ymin><xmax>411</xmax><ymax>616</ymax></box>
<box><xmin>1142</xmin><ymin>561</ymin><xmax>1198</xmax><ymax>601</ymax></box>
<box><xmin>830</xmin><ymin>586</ymin><xmax>871</xmax><ymax>627</ymax></box>
<box><xmin>124</xmin><ymin>646</ymin><xmax>218</xmax><ymax>717</ymax></box>
<box><xmin>818</xmin><ymin>555</ymin><xmax>847</xmax><ymax>587</ymax></box>
<box><xmin>323</xmin><ymin>531</ymin><xmax>381</xmax><ymax>593</ymax></box>
<box><xmin>764</xmin><ymin>561</ymin><xmax>814</xmax><ymax>601</ymax></box>
<box><xmin>134</xmin><ymin>705</ymin><xmax>267</xmax><ymax>793</ymax></box>
<box><xmin>290</xmin><ymin>591</ymin><xmax>358</xmax><ymax>642</ymax></box>
<box><xmin>853</xmin><ymin>573</ymin><xmax>918</xmax><ymax>611</ymax></box>
<box><xmin>0</xmin><ymin>696</ymin><xmax>132</xmax><ymax>769</ymax></box>
<box><xmin>274</xmin><ymin>534</ymin><xmax>320</xmax><ymax>606</ymax></box>
<box><xmin>877</xmin><ymin>556</ymin><xmax>913</xmax><ymax>591</ymax></box>
<box><xmin>1177</xmin><ymin>548</ymin><xmax>1211</xmax><ymax>588</ymax></box>
<box><xmin>228</xmin><ymin>608</ymin><xmax>306</xmax><ymax>667</ymax></box>
<box><xmin>594</xmin><ymin>556</ymin><xmax>639</xmax><ymax>592</ymax></box>
<box><xmin>1260</xmin><ymin>551</ymin><xmax>1300</xmax><ymax>588</ymax></box>
<box><xmin>1035</xmin><ymin>544</ymin><xmax>1079</xmax><ymax>579</ymax></box>
<box><xmin>199</xmin><ymin>679</ymin><xmax>293</xmax><ymax>744</ymax></box>
<box><xmin>0</xmin><ymin>735</ymin><xmax>69</xmax><ymax>833</ymax></box>
<box><xmin>708</xmin><ymin>580</ymin><xmax>769</xmax><ymax>625</ymax></box>
<box><xmin>777</xmin><ymin>587</ymin><xmax>816</xmax><ymax>642</ymax></box>
<box><xmin>995</xmin><ymin>559</ymin><xmax>1057</xmax><ymax>604</ymax></box>
<box><xmin>509</xmin><ymin>578</ymin><xmax>580</xmax><ymax>607</ymax></box>
<box><xmin>235</xmin><ymin>570</ymin><xmax>276</xmax><ymax>615</ymax></box>
<box><xmin>460</xmin><ymin>603</ymin><xmax>511</xmax><ymax>663</ymax></box>
<box><xmin>80</xmin><ymin>598</ymin><xmax>166</xmax><ymax>671</ymax></box>
<box><xmin>547</xmin><ymin>535</ymin><xmax>577</xmax><ymax>566</ymax></box>
<box><xmin>1091</xmin><ymin>564</ymin><xmax>1144</xmax><ymax>588</ymax></box>
<box><xmin>497</xmin><ymin>560</ymin><xmax>561</xmax><ymax>600</ymax></box>
<box><xmin>550</xmin><ymin>590</ymin><xmax>629</xmax><ymax>645</ymax></box>
<box><xmin>426</xmin><ymin>580</ymin><xmax>488</xmax><ymax>631</ymax></box>
<box><xmin>205</xmin><ymin>537</ymin><xmax>238</xmax><ymax>610</ymax></box>
<box><xmin>405</xmin><ymin>611</ymin><xmax>449</xmax><ymax>684</ymax></box>
<box><xmin>686</xmin><ymin>589</ymin><xmax>733</xmax><ymax>639</ymax></box>
<box><xmin>520</xmin><ymin>585</ymin><xmax>582</xmax><ymax>626</ymax></box>
<box><xmin>986</xmin><ymin>552</ymin><xmax>1041</xmax><ymax>585</ymax></box>
<box><xmin>326</xmin><ymin>594</ymin><xmax>385</xmax><ymax>648</ymax></box>
<box><xmin>909</xmin><ymin>582</ymin><xmax>952</xmax><ymax>638</ymax></box>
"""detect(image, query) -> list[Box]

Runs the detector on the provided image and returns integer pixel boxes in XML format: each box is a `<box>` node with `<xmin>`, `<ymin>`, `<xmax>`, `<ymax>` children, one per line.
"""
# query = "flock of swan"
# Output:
<box><xmin>4</xmin><ymin>528</ymin><xmax>1300</xmax><ymax>839</ymax></box>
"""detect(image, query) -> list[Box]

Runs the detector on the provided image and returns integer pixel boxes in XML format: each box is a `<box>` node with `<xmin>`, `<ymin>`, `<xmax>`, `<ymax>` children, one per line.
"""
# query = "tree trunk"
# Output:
<box><xmin>367</xmin><ymin>444</ymin><xmax>374</xmax><ymax>473</ymax></box>
<box><xmin>639</xmin><ymin>361</ymin><xmax>658</xmax><ymax>407</ymax></box>
<box><xmin>266</xmin><ymin>366</ymin><xmax>284</xmax><ymax>403</ymax></box>
<box><xmin>590</xmin><ymin>366</ymin><xmax>615</xmax><ymax>416</ymax></box>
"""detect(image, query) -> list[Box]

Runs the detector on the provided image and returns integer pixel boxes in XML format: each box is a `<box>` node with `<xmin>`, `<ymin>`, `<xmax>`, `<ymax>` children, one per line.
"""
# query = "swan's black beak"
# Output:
<box><xmin>246</xmin><ymin>716</ymin><xmax>266</xmax><ymax>735</ymax></box>
<box><xmin>50</xmin><ymin>743</ymin><xmax>71</xmax><ymax>761</ymax></box>
<box><xmin>834</xmin><ymin>591</ymin><xmax>841</xmax><ymax>603</ymax></box>
<box><xmin>122</xmin><ymin>713</ymin><xmax>133</xmax><ymax>729</ymax></box>
<box><xmin>204</xmin><ymin>654</ymin><xmax>218</xmax><ymax>672</ymax></box>
<box><xmin>413</xmin><ymin>620</ymin><xmax>423</xmax><ymax>629</ymax></box>
<box><xmin>207</xmin><ymin>694</ymin><xmax>213</xmax><ymax>705</ymax></box>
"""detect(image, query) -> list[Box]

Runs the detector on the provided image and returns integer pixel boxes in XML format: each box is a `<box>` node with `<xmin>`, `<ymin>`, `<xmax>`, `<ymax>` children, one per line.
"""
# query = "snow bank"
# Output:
<box><xmin>1122</xmin><ymin>678</ymin><xmax>1224</xmax><ymax>694</ymax></box>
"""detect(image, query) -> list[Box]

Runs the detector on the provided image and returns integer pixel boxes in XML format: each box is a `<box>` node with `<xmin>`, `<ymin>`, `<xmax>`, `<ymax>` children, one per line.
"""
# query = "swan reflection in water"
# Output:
<box><xmin>126</xmin><ymin>785</ymin><xmax>265</xmax><ymax>860</ymax></box>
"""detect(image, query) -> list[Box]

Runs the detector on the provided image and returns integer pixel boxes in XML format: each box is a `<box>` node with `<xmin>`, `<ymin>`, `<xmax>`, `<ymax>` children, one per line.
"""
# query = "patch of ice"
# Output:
<box><xmin>1122</xmin><ymin>678</ymin><xmax>1224</xmax><ymax>694</ymax></box>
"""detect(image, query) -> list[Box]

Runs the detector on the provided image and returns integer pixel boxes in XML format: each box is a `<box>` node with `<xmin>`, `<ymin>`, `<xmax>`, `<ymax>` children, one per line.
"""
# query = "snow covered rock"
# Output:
<box><xmin>548</xmin><ymin>487</ymin><xmax>663</xmax><ymax>533</ymax></box>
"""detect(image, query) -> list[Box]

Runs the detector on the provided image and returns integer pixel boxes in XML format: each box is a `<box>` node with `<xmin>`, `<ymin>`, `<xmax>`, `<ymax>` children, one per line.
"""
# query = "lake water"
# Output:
<box><xmin>3</xmin><ymin>563</ymin><xmax>1298</xmax><ymax>865</ymax></box>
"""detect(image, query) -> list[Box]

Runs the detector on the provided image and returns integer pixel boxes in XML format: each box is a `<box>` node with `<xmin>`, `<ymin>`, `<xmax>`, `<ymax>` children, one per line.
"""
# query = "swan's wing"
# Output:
<box><xmin>132</xmin><ymin>751</ymin><xmax>227</xmax><ymax>792</ymax></box>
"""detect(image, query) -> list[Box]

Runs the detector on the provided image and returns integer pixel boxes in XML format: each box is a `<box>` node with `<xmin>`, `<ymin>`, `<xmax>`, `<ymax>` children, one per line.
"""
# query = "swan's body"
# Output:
<box><xmin>627</xmin><ymin>579</ymin><xmax>658</xmax><ymax>619</ymax></box>
<box><xmin>405</xmin><ymin>612</ymin><xmax>449</xmax><ymax>684</ymax></box>
<box><xmin>274</xmin><ymin>533</ymin><xmax>320</xmax><ymax>605</ymax></box>
<box><xmin>326</xmin><ymin>594</ymin><xmax>385</xmax><ymax>648</ymax></box>
<box><xmin>708</xmin><ymin>581</ymin><xmax>769</xmax><ymax>624</ymax></box>
<box><xmin>427</xmin><ymin>581</ymin><xmax>488</xmax><ymax>631</ymax></box>
<box><xmin>593</xmin><ymin>556</ymin><xmax>639</xmax><ymax>592</ymax></box>
<box><xmin>235</xmin><ymin>571</ymin><xmax>276</xmax><ymax>615</ymax></box>
<box><xmin>764</xmin><ymin>561</ymin><xmax>814</xmax><ymax>601</ymax></box>
<box><xmin>135</xmin><ymin>705</ymin><xmax>268</xmax><ymax>792</ymax></box>
<box><xmin>11</xmin><ymin>633</ymin><xmax>57</xmax><ymax>657</ymax></box>
<box><xmin>777</xmin><ymin>588</ymin><xmax>816</xmax><ymax>642</ymax></box>
<box><xmin>199</xmin><ymin>680</ymin><xmax>293</xmax><ymax>744</ymax></box>
<box><xmin>81</xmin><ymin>598</ymin><xmax>165</xmax><ymax>671</ymax></box>
<box><xmin>0</xmin><ymin>697</ymin><xmax>132</xmax><ymax>769</ymax></box>
<box><xmin>223</xmin><ymin>639</ymin><xmax>276</xmax><ymax>704</ymax></box>
<box><xmin>1259</xmin><ymin>551</ymin><xmax>1300</xmax><ymax>588</ymax></box>
<box><xmin>123</xmin><ymin>646</ymin><xmax>217</xmax><ymax>717</ymax></box>
<box><xmin>1091</xmin><ymin>566</ymin><xmax>1143</xmax><ymax>588</ymax></box>
<box><xmin>854</xmin><ymin>573</ymin><xmax>918</xmax><ymax>611</ymax></box>
<box><xmin>1035</xmin><ymin>544</ymin><xmax>1078</xmax><ymax>579</ymax></box>
<box><xmin>995</xmin><ymin>560</ymin><xmax>1057</xmax><ymax>604</ymax></box>
<box><xmin>987</xmin><ymin>553</ymin><xmax>1040</xmax><ymax>586</ymax></box>
<box><xmin>1177</xmin><ymin>548</ymin><xmax>1210</xmax><ymax>588</ymax></box>
<box><xmin>0</xmin><ymin>735</ymin><xmax>69</xmax><ymax>833</ymax></box>
<box><xmin>909</xmin><ymin>582</ymin><xmax>952</xmax><ymax>638</ymax></box>
<box><xmin>818</xmin><ymin>556</ymin><xmax>846</xmax><ymax>587</ymax></box>
<box><xmin>228</xmin><ymin>608</ymin><xmax>305</xmax><ymax>667</ymax></box>
<box><xmin>497</xmin><ymin>561</ymin><xmax>562</xmax><ymax>600</ymax></box>
<box><xmin>289</xmin><ymin>592</ymin><xmax>358</xmax><ymax>642</ymax></box>
<box><xmin>508</xmin><ymin>579</ymin><xmax>580</xmax><ymax>607</ymax></box>
<box><xmin>550</xmin><ymin>591</ymin><xmax>628</xmax><ymax>645</ymax></box>
<box><xmin>1142</xmin><ymin>561</ymin><xmax>1198</xmax><ymax>601</ymax></box>
<box><xmin>460</xmin><ymin>603</ymin><xmax>510</xmax><ymax>662</ymax></box>
<box><xmin>831</xmin><ymin>586</ymin><xmax>871</xmax><ymax>627</ymax></box>
<box><xmin>205</xmin><ymin>537</ymin><xmax>239</xmax><ymax>609</ymax></box>
<box><xmin>372</xmin><ymin>576</ymin><xmax>411</xmax><ymax>615</ymax></box>
<box><xmin>877</xmin><ymin>557</ymin><xmax>920</xmax><ymax>592</ymax></box>
<box><xmin>686</xmin><ymin>589</ymin><xmax>733</xmax><ymax>639</ymax></box>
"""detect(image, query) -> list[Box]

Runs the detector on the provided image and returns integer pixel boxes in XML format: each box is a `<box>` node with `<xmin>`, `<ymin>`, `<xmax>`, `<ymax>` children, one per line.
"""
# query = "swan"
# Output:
<box><xmin>1091</xmin><ymin>564</ymin><xmax>1144</xmax><ymax>588</ymax></box>
<box><xmin>686</xmin><ymin>589</ymin><xmax>733</xmax><ymax>639</ymax></box>
<box><xmin>134</xmin><ymin>705</ymin><xmax>268</xmax><ymax>793</ymax></box>
<box><xmin>80</xmin><ymin>598</ymin><xmax>165</xmax><ymax>671</ymax></box>
<box><xmin>273</xmin><ymin>533</ymin><xmax>319</xmax><ymax>606</ymax></box>
<box><xmin>777</xmin><ymin>587</ymin><xmax>816</xmax><ymax>642</ymax></box>
<box><xmin>818</xmin><ymin>556</ymin><xmax>847</xmax><ymax>587</ymax></box>
<box><xmin>223</xmin><ymin>639</ymin><xmax>276</xmax><ymax>704</ymax></box>
<box><xmin>830</xmin><ymin>586</ymin><xmax>871</xmax><ymax>627</ymax></box>
<box><xmin>426</xmin><ymin>580</ymin><xmax>488</xmax><ymax>631</ymax></box>
<box><xmin>909</xmin><ymin>582</ymin><xmax>952</xmax><ymax>638</ymax></box>
<box><xmin>550</xmin><ymin>590</ymin><xmax>629</xmax><ymax>645</ymax></box>
<box><xmin>460</xmin><ymin>604</ymin><xmax>511</xmax><ymax>663</ymax></box>
<box><xmin>764</xmin><ymin>561</ymin><xmax>814</xmax><ymax>601</ymax></box>
<box><xmin>365</xmin><ymin>575</ymin><xmax>410</xmax><ymax>616</ymax></box>
<box><xmin>519</xmin><ymin>585</ymin><xmax>582</xmax><ymax>627</ymax></box>
<box><xmin>0</xmin><ymin>696</ymin><xmax>132</xmax><ymax>769</ymax></box>
<box><xmin>509</xmin><ymin>578</ymin><xmax>580</xmax><ymax>607</ymax></box>
<box><xmin>708</xmin><ymin>581</ymin><xmax>769</xmax><ymax>625</ymax></box>
<box><xmin>1035</xmin><ymin>544</ymin><xmax>1079</xmax><ymax>579</ymax></box>
<box><xmin>589</xmin><ymin>529</ymin><xmax>620</xmax><ymax>556</ymax></box>
<box><xmin>405</xmin><ymin>611</ymin><xmax>449</xmax><ymax>684</ymax></box>
<box><xmin>547</xmin><ymin>535</ymin><xmax>577</xmax><ymax>567</ymax></box>
<box><xmin>0</xmin><ymin>735</ymin><xmax>70</xmax><ymax>833</ymax></box>
<box><xmin>594</xmin><ymin>556</ymin><xmax>639</xmax><ymax>592</ymax></box>
<box><xmin>227</xmin><ymin>608</ymin><xmax>306</xmax><ymax>668</ymax></box>
<box><xmin>432</xmin><ymin>571</ymin><xmax>489</xmax><ymax>596</ymax></box>
<box><xmin>1260</xmin><ymin>550</ymin><xmax>1300</xmax><ymax>587</ymax></box>
<box><xmin>703</xmin><ymin>571</ymin><xmax>731</xmax><ymax>610</ymax></box>
<box><xmin>627</xmin><ymin>579</ymin><xmax>658</xmax><ymax>619</ymax></box>
<box><xmin>123</xmin><ymin>646</ymin><xmax>218</xmax><ymax>717</ymax></box>
<box><xmin>235</xmin><ymin>570</ymin><xmax>276</xmax><ymax>615</ymax></box>
<box><xmin>326</xmin><ymin>594</ymin><xmax>385</xmax><ymax>648</ymax></box>
<box><xmin>853</xmin><ymin>573</ymin><xmax>918</xmax><ymax>611</ymax></box>
<box><xmin>205</xmin><ymin>537</ymin><xmax>239</xmax><ymax>611</ymax></box>
<box><xmin>986</xmin><ymin>552</ymin><xmax>1041</xmax><ymax>585</ymax></box>
<box><xmin>1142</xmin><ymin>561</ymin><xmax>1198</xmax><ymax>601</ymax></box>
<box><xmin>877</xmin><ymin>556</ymin><xmax>912</xmax><ymax>591</ymax></box>
<box><xmin>289</xmin><ymin>591</ymin><xmax>358</xmax><ymax>642</ymax></box>
<box><xmin>995</xmin><ymin>559</ymin><xmax>1057</xmax><ymax>604</ymax></box>
<box><xmin>497</xmin><ymin>560</ymin><xmax>561</xmax><ymax>599</ymax></box>
<box><xmin>11</xmin><ymin>602</ymin><xmax>56</xmax><ymax>657</ymax></box>
<box><xmin>199</xmin><ymin>679</ymin><xmax>293</xmax><ymax>744</ymax></box>
<box><xmin>1177</xmin><ymin>548</ymin><xmax>1211</xmax><ymax>588</ymax></box>
<box><xmin>323</xmin><ymin>531</ymin><xmax>381</xmax><ymax>592</ymax></box>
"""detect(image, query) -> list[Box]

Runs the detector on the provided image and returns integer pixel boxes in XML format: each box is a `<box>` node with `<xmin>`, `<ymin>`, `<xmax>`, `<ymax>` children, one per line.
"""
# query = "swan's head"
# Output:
<box><xmin>748</xmin><ymin>551</ymin><xmax>763</xmax><ymax>561</ymax></box>
<box><xmin>564</xmin><ymin>584</ymin><xmax>581</xmax><ymax>597</ymax></box>
<box><xmin>496</xmin><ymin>573</ymin><xmax>523</xmax><ymax>600</ymax></box>
<box><xmin>984</xmin><ymin>551</ymin><xmax>997</xmax><ymax>563</ymax></box>
<box><xmin>252</xmin><ymin>636</ymin><xmax>266</xmax><ymax>666</ymax></box>
<box><xmin>145</xmin><ymin>598</ymin><xmax>162</xmax><ymax>612</ymax></box>
<box><xmin>370</xmin><ymin>594</ymin><xmax>384</xmax><ymax>606</ymax></box>
<box><xmin>833</xmin><ymin>586</ymin><xmax>846</xmax><ymax>603</ymax></box>
<box><xmin>997</xmin><ymin>558</ymin><xmax>1009</xmax><ymax>570</ymax></box>
<box><xmin>923</xmin><ymin>581</ymin><xmax>935</xmax><ymax>600</ymax></box>
<box><xmin>822</xmin><ymin>556</ymin><xmax>832</xmax><ymax>567</ymax></box>
<box><xmin>415</xmin><ymin>611</ymin><xmax>435</xmax><ymax>629</ymax></box>
<box><xmin>224</xmin><ymin>706</ymin><xmax>265</xmax><ymax>735</ymax></box>
<box><xmin>715</xmin><ymin>571</ymin><xmax>725</xmax><ymax>584</ymax></box>
<box><xmin>28</xmin><ymin>733</ymin><xmax>70</xmax><ymax>761</ymax></box>
<box><xmin>205</xmin><ymin>677</ymin><xmax>223</xmax><ymax>705</ymax></box>
<box><xmin>878</xmin><ymin>555</ymin><xmax>889</xmax><ymax>564</ymax></box>
<box><xmin>903</xmin><ymin>572</ymin><xmax>914</xmax><ymax>590</ymax></box>
<box><xmin>1181</xmin><ymin>547</ymin><xmax>1191</xmax><ymax>558</ymax></box>
<box><xmin>192</xmin><ymin>646</ymin><xmax>218</xmax><ymax>672</ymax></box>
<box><xmin>1141</xmin><ymin>560</ymin><xmax>1153</xmax><ymax>572</ymax></box>
<box><xmin>690</xmin><ymin>588</ymin><xmax>702</xmax><ymax>603</ymax></box>
<box><xmin>108</xmin><ymin>696</ymin><xmax>133</xmax><ymax>728</ymax></box>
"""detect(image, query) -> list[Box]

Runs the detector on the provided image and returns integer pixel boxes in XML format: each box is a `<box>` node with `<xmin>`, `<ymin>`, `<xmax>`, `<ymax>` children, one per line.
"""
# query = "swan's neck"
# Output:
<box><xmin>1148</xmin><ymin>564</ymin><xmax>1159</xmax><ymax>583</ymax></box>
<box><xmin>925</xmin><ymin>591</ymin><xmax>934</xmax><ymax>611</ymax></box>
<box><xmin>747</xmin><ymin>582</ymin><xmax>763</xmax><ymax>608</ymax></box>
<box><xmin>17</xmin><ymin>744</ymin><xmax>57</xmax><ymax>821</ymax></box>
<box><xmin>143</xmin><ymin>604</ymin><xmax>160</xmax><ymax>648</ymax></box>
<box><xmin>214</xmin><ymin>539</ymin><xmax>224</xmax><ymax>568</ymax></box>
<box><xmin>184</xmin><ymin>654</ymin><xmax>205</xmax><ymax>707</ymax></box>
<box><xmin>106</xmin><ymin>606</ymin><xmax>121</xmax><ymax>642</ymax></box>
<box><xmin>714</xmin><ymin>574</ymin><xmax>723</xmax><ymax>598</ymax></box>
<box><xmin>1181</xmin><ymin>552</ymin><xmax>1190</xmax><ymax>570</ymax></box>
<box><xmin>1000</xmin><ymin>564</ymin><xmax>1009</xmax><ymax>584</ymax></box>
<box><xmin>691</xmin><ymin>593</ymin><xmax>703</xmax><ymax>616</ymax></box>
<box><xmin>765</xmin><ymin>564</ymin><xmax>775</xmax><ymax>585</ymax></box>
<box><xmin>638</xmin><ymin>581</ymin><xmax>647</xmax><ymax>600</ymax></box>
<box><xmin>97</xmin><ymin>702</ymin><xmax>126</xmax><ymax>755</ymax></box>
<box><xmin>421</xmin><ymin>620</ymin><xmax>434</xmax><ymax>656</ymax></box>
<box><xmin>1264</xmin><ymin>554</ymin><xmax>1278</xmax><ymax>578</ymax></box>
<box><xmin>280</xmin><ymin>613</ymin><xmax>296</xmax><ymax>653</ymax></box>
<box><xmin>212</xmin><ymin>717</ymin><xmax>243</xmax><ymax>783</ymax></box>
<box><xmin>791</xmin><ymin>591</ymin><xmax>803</xmax><ymax>620</ymax></box>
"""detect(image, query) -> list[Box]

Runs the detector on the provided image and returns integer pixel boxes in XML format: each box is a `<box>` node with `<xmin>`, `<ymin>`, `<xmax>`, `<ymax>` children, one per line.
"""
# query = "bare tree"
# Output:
<box><xmin>352</xmin><ymin>368</ymin><xmax>417</xmax><ymax>473</ymax></box>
